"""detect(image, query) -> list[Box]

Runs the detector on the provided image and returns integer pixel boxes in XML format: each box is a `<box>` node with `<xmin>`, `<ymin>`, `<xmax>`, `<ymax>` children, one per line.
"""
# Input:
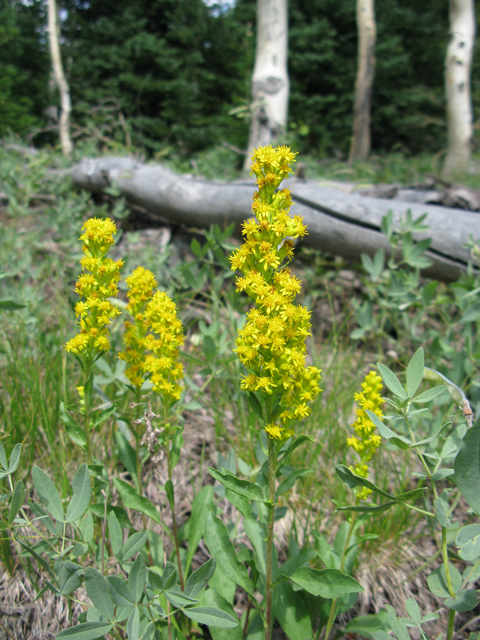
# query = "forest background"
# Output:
<box><xmin>2</xmin><ymin>0</ymin><xmax>479</xmax><ymax>162</ymax></box>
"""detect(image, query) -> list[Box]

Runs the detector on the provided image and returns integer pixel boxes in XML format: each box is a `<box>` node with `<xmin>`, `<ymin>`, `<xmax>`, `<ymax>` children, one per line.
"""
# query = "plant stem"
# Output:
<box><xmin>446</xmin><ymin>608</ymin><xmax>455</xmax><ymax>640</ymax></box>
<box><xmin>83</xmin><ymin>362</ymin><xmax>93</xmax><ymax>465</ymax></box>
<box><xmin>165</xmin><ymin>417</ymin><xmax>184</xmax><ymax>591</ymax></box>
<box><xmin>265</xmin><ymin>437</ymin><xmax>277</xmax><ymax>640</ymax></box>
<box><xmin>323</xmin><ymin>511</ymin><xmax>357</xmax><ymax>640</ymax></box>
<box><xmin>134</xmin><ymin>387</ymin><xmax>142</xmax><ymax>494</ymax></box>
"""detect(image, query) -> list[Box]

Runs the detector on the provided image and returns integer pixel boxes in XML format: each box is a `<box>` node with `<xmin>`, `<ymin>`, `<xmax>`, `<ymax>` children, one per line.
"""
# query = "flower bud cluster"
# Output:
<box><xmin>347</xmin><ymin>371</ymin><xmax>384</xmax><ymax>499</ymax></box>
<box><xmin>118</xmin><ymin>267</ymin><xmax>184</xmax><ymax>404</ymax></box>
<box><xmin>65</xmin><ymin>218</ymin><xmax>123</xmax><ymax>356</ymax></box>
<box><xmin>230</xmin><ymin>145</ymin><xmax>321</xmax><ymax>441</ymax></box>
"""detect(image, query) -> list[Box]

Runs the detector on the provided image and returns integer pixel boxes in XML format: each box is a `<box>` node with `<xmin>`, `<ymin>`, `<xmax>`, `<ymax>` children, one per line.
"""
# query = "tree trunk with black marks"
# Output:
<box><xmin>244</xmin><ymin>0</ymin><xmax>289</xmax><ymax>170</ymax></box>
<box><xmin>69</xmin><ymin>156</ymin><xmax>480</xmax><ymax>283</ymax></box>
<box><xmin>349</xmin><ymin>0</ymin><xmax>376</xmax><ymax>164</ymax></box>
<box><xmin>443</xmin><ymin>0</ymin><xmax>476</xmax><ymax>180</ymax></box>
<box><xmin>47</xmin><ymin>0</ymin><xmax>72</xmax><ymax>157</ymax></box>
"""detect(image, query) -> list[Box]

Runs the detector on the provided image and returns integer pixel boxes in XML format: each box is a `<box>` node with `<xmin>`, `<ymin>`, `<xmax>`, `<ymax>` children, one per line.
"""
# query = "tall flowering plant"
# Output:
<box><xmin>65</xmin><ymin>217</ymin><xmax>123</xmax><ymax>463</ymax></box>
<box><xmin>119</xmin><ymin>266</ymin><xmax>186</xmax><ymax>588</ymax></box>
<box><xmin>229</xmin><ymin>145</ymin><xmax>322</xmax><ymax>640</ymax></box>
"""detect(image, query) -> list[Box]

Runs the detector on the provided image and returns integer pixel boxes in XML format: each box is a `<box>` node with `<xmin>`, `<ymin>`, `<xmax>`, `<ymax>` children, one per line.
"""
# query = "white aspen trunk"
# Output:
<box><xmin>244</xmin><ymin>0</ymin><xmax>289</xmax><ymax>170</ymax></box>
<box><xmin>443</xmin><ymin>0</ymin><xmax>476</xmax><ymax>179</ymax></box>
<box><xmin>349</xmin><ymin>0</ymin><xmax>376</xmax><ymax>164</ymax></box>
<box><xmin>47</xmin><ymin>0</ymin><xmax>73</xmax><ymax>157</ymax></box>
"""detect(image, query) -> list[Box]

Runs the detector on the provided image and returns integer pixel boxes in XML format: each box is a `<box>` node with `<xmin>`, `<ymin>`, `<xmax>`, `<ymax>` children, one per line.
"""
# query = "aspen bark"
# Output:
<box><xmin>349</xmin><ymin>0</ymin><xmax>376</xmax><ymax>164</ymax></box>
<box><xmin>47</xmin><ymin>0</ymin><xmax>73</xmax><ymax>157</ymax></box>
<box><xmin>443</xmin><ymin>0</ymin><xmax>476</xmax><ymax>179</ymax></box>
<box><xmin>244</xmin><ymin>0</ymin><xmax>289</xmax><ymax>170</ymax></box>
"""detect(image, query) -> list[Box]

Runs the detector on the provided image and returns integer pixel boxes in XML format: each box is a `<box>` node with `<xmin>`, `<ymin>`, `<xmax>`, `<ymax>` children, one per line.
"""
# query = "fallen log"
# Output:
<box><xmin>70</xmin><ymin>157</ymin><xmax>480</xmax><ymax>282</ymax></box>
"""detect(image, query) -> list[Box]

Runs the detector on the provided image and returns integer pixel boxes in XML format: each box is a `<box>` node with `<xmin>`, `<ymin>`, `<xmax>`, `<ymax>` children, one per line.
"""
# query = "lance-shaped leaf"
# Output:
<box><xmin>406</xmin><ymin>348</ymin><xmax>424</xmax><ymax>397</ymax></box>
<box><xmin>66</xmin><ymin>465</ymin><xmax>91</xmax><ymax>523</ymax></box>
<box><xmin>335</xmin><ymin>465</ymin><xmax>396</xmax><ymax>501</ymax></box>
<box><xmin>209</xmin><ymin>468</ymin><xmax>267</xmax><ymax>503</ymax></box>
<box><xmin>184</xmin><ymin>557</ymin><xmax>216</xmax><ymax>598</ymax></box>
<box><xmin>186</xmin><ymin>485</ymin><xmax>214</xmax><ymax>574</ymax></box>
<box><xmin>454</xmin><ymin>419</ymin><xmax>480</xmax><ymax>514</ymax></box>
<box><xmin>60</xmin><ymin>402</ymin><xmax>87</xmax><ymax>448</ymax></box>
<box><xmin>204</xmin><ymin>512</ymin><xmax>254</xmax><ymax>594</ymax></box>
<box><xmin>365</xmin><ymin>411</ymin><xmax>412</xmax><ymax>450</ymax></box>
<box><xmin>183</xmin><ymin>606</ymin><xmax>239</xmax><ymax>628</ymax></box>
<box><xmin>113</xmin><ymin>478</ymin><xmax>162</xmax><ymax>526</ymax></box>
<box><xmin>84</xmin><ymin>567</ymin><xmax>115</xmax><ymax>620</ymax></box>
<box><xmin>277</xmin><ymin>567</ymin><xmax>363</xmax><ymax>599</ymax></box>
<box><xmin>55</xmin><ymin>622</ymin><xmax>113</xmax><ymax>639</ymax></box>
<box><xmin>377</xmin><ymin>363</ymin><xmax>407</xmax><ymax>399</ymax></box>
<box><xmin>32</xmin><ymin>466</ymin><xmax>64</xmax><ymax>522</ymax></box>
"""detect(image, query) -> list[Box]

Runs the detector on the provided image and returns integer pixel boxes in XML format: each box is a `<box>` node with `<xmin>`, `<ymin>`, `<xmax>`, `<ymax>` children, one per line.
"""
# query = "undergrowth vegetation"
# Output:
<box><xmin>0</xmin><ymin>143</ymin><xmax>480</xmax><ymax>640</ymax></box>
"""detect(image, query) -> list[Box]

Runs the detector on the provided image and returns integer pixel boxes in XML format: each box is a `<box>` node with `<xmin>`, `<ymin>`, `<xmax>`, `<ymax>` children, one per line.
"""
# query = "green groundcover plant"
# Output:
<box><xmin>0</xmin><ymin>145</ymin><xmax>479</xmax><ymax>640</ymax></box>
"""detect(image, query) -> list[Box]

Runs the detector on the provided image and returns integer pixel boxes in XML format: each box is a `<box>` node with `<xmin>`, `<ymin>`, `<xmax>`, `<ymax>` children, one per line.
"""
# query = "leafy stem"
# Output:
<box><xmin>265</xmin><ymin>437</ymin><xmax>277</xmax><ymax>640</ymax></box>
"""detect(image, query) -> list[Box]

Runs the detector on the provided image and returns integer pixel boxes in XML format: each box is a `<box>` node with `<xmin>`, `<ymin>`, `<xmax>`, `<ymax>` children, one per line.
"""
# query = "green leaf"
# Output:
<box><xmin>183</xmin><ymin>606</ymin><xmax>239</xmax><ymax>629</ymax></box>
<box><xmin>119</xmin><ymin>531</ymin><xmax>148</xmax><ymax>561</ymax></box>
<box><xmin>274</xmin><ymin>581</ymin><xmax>312</xmax><ymax>640</ymax></box>
<box><xmin>413</xmin><ymin>386</ymin><xmax>447</xmax><ymax>403</ymax></box>
<box><xmin>186</xmin><ymin>485</ymin><xmax>214</xmax><ymax>574</ymax></box>
<box><xmin>0</xmin><ymin>442</ymin><xmax>7</xmax><ymax>470</ymax></box>
<box><xmin>60</xmin><ymin>403</ymin><xmax>87</xmax><ymax>448</ymax></box>
<box><xmin>454</xmin><ymin>419</ymin><xmax>480</xmax><ymax>514</ymax></box>
<box><xmin>243</xmin><ymin>518</ymin><xmax>267</xmax><ymax>577</ymax></box>
<box><xmin>165</xmin><ymin>479</ymin><xmax>175</xmax><ymax>510</ymax></box>
<box><xmin>106</xmin><ymin>575</ymin><xmax>136</xmax><ymax>606</ymax></box>
<box><xmin>365</xmin><ymin>411</ymin><xmax>412</xmax><ymax>449</ymax></box>
<box><xmin>405</xmin><ymin>598</ymin><xmax>421</xmax><ymax>624</ymax></box>
<box><xmin>277</xmin><ymin>435</ymin><xmax>315</xmax><ymax>470</ymax></box>
<box><xmin>32</xmin><ymin>466</ymin><xmax>64</xmax><ymax>522</ymax></box>
<box><xmin>115</xmin><ymin>431</ymin><xmax>137</xmax><ymax>482</ymax></box>
<box><xmin>126</xmin><ymin>608</ymin><xmax>140</xmax><ymax>640</ymax></box>
<box><xmin>395</xmin><ymin>488</ymin><xmax>427</xmax><ymax>502</ymax></box>
<box><xmin>377</xmin><ymin>363</ymin><xmax>407</xmax><ymax>399</ymax></box>
<box><xmin>434</xmin><ymin>497</ymin><xmax>451</xmax><ymax>528</ymax></box>
<box><xmin>55</xmin><ymin>622</ymin><xmax>113</xmax><ymax>639</ymax></box>
<box><xmin>84</xmin><ymin>567</ymin><xmax>115</xmax><ymax>620</ymax></box>
<box><xmin>344</xmin><ymin>611</ymin><xmax>388</xmax><ymax>637</ymax></box>
<box><xmin>8</xmin><ymin>443</ymin><xmax>22</xmax><ymax>474</ymax></box>
<box><xmin>18</xmin><ymin>539</ymin><xmax>57</xmax><ymax>582</ymax></box>
<box><xmin>335</xmin><ymin>465</ymin><xmax>396</xmax><ymax>501</ymax></box>
<box><xmin>66</xmin><ymin>465</ymin><xmax>91</xmax><ymax>523</ymax></box>
<box><xmin>171</xmin><ymin>429</ymin><xmax>184</xmax><ymax>470</ymax></box>
<box><xmin>406</xmin><ymin>348</ymin><xmax>424</xmax><ymax>397</ymax></box>
<box><xmin>0</xmin><ymin>299</ymin><xmax>26</xmax><ymax>310</ymax></box>
<box><xmin>129</xmin><ymin>553</ymin><xmax>146</xmax><ymax>603</ymax></box>
<box><xmin>113</xmin><ymin>478</ymin><xmax>162</xmax><ymax>526</ymax></box>
<box><xmin>444</xmin><ymin>590</ymin><xmax>478</xmax><ymax>612</ymax></box>
<box><xmin>276</xmin><ymin>469</ymin><xmax>312</xmax><ymax>497</ymax></box>
<box><xmin>59</xmin><ymin>561</ymin><xmax>84</xmax><ymax>595</ymax></box>
<box><xmin>336</xmin><ymin>501</ymin><xmax>397</xmax><ymax>513</ymax></box>
<box><xmin>203</xmin><ymin>588</ymin><xmax>242</xmax><ymax>640</ymax></box>
<box><xmin>456</xmin><ymin>525</ymin><xmax>480</xmax><ymax>561</ymax></box>
<box><xmin>246</xmin><ymin>392</ymin><xmax>264</xmax><ymax>422</ymax></box>
<box><xmin>184</xmin><ymin>557</ymin><xmax>216</xmax><ymax>598</ymax></box>
<box><xmin>204</xmin><ymin>512</ymin><xmax>254</xmax><ymax>594</ymax></box>
<box><xmin>285</xmin><ymin>567</ymin><xmax>363</xmax><ymax>598</ymax></box>
<box><xmin>8</xmin><ymin>480</ymin><xmax>25</xmax><ymax>524</ymax></box>
<box><xmin>209</xmin><ymin>468</ymin><xmax>267</xmax><ymax>503</ymax></box>
<box><xmin>165</xmin><ymin>588</ymin><xmax>199</xmax><ymax>608</ymax></box>
<box><xmin>108</xmin><ymin>511</ymin><xmax>123</xmax><ymax>557</ymax></box>
<box><xmin>427</xmin><ymin>564</ymin><xmax>462</xmax><ymax>598</ymax></box>
<box><xmin>92</xmin><ymin>404</ymin><xmax>116</xmax><ymax>428</ymax></box>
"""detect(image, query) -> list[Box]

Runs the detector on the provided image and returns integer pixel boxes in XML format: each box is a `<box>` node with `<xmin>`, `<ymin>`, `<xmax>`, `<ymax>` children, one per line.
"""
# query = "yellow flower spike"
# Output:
<box><xmin>347</xmin><ymin>371</ymin><xmax>384</xmax><ymax>499</ymax></box>
<box><xmin>65</xmin><ymin>217</ymin><xmax>123</xmax><ymax>357</ymax></box>
<box><xmin>230</xmin><ymin>145</ymin><xmax>322</xmax><ymax>441</ymax></box>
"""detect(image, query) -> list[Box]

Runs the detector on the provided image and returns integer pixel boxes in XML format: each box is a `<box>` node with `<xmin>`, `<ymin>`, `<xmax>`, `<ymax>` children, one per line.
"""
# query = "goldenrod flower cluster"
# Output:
<box><xmin>65</xmin><ymin>218</ymin><xmax>123</xmax><ymax>356</ymax></box>
<box><xmin>347</xmin><ymin>371</ymin><xmax>383</xmax><ymax>499</ymax></box>
<box><xmin>118</xmin><ymin>266</ymin><xmax>158</xmax><ymax>387</ymax></box>
<box><xmin>230</xmin><ymin>145</ymin><xmax>321</xmax><ymax>441</ymax></box>
<box><xmin>119</xmin><ymin>268</ymin><xmax>184</xmax><ymax>404</ymax></box>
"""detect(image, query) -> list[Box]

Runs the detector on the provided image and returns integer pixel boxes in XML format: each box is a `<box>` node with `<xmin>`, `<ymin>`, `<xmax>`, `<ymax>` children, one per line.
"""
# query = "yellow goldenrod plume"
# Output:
<box><xmin>230</xmin><ymin>145</ymin><xmax>321</xmax><ymax>441</ymax></box>
<box><xmin>65</xmin><ymin>217</ymin><xmax>123</xmax><ymax>356</ymax></box>
<box><xmin>347</xmin><ymin>371</ymin><xmax>384</xmax><ymax>500</ymax></box>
